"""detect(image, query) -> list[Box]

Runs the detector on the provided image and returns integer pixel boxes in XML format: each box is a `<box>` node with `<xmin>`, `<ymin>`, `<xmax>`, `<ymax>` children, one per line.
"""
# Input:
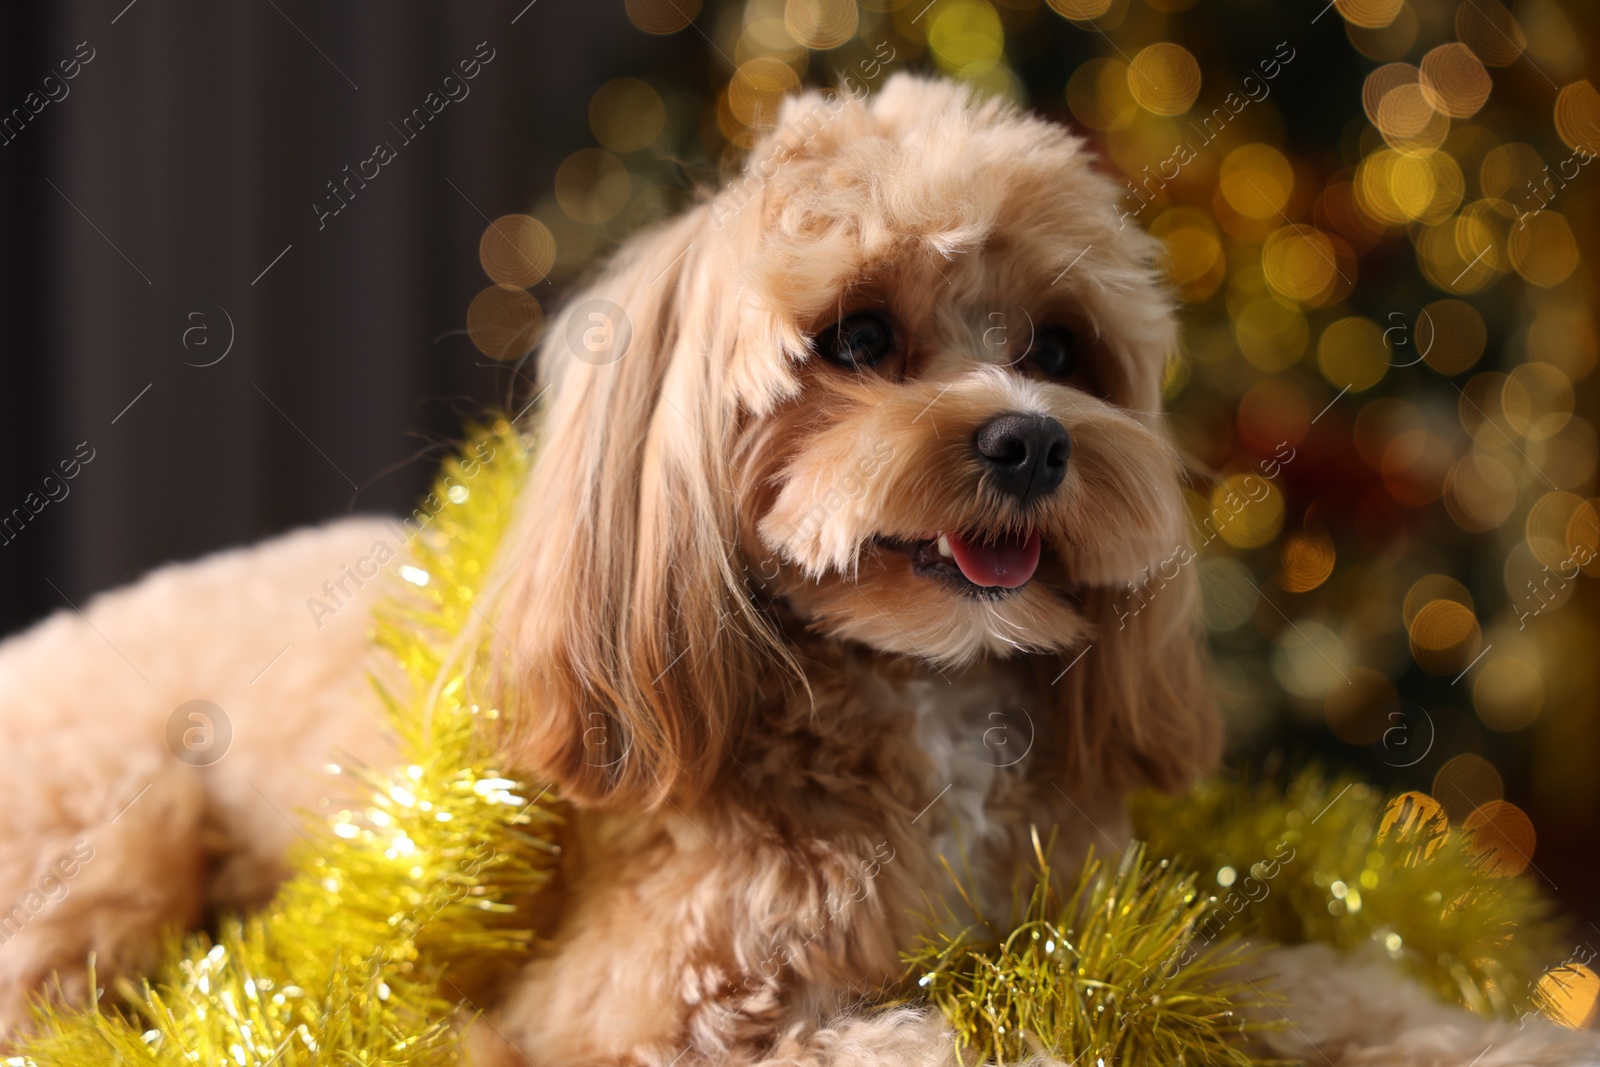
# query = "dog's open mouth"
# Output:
<box><xmin>875</xmin><ymin>529</ymin><xmax>1043</xmax><ymax>595</ymax></box>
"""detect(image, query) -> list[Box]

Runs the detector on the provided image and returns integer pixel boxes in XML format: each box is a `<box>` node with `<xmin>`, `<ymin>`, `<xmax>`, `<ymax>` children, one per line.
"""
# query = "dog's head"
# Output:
<box><xmin>491</xmin><ymin>75</ymin><xmax>1218</xmax><ymax>808</ymax></box>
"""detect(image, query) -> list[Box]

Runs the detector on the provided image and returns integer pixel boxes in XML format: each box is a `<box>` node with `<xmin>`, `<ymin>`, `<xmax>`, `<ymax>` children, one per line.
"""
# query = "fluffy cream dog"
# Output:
<box><xmin>0</xmin><ymin>75</ymin><xmax>1591</xmax><ymax>1067</ymax></box>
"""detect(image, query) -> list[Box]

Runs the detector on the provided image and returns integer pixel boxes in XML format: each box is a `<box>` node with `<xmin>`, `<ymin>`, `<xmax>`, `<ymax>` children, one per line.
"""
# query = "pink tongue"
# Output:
<box><xmin>946</xmin><ymin>530</ymin><xmax>1042</xmax><ymax>589</ymax></box>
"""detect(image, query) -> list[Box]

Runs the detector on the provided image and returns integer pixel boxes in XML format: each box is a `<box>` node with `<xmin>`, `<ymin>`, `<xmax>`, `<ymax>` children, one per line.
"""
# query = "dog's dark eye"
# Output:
<box><xmin>1027</xmin><ymin>326</ymin><xmax>1080</xmax><ymax>380</ymax></box>
<box><xmin>819</xmin><ymin>312</ymin><xmax>894</xmax><ymax>370</ymax></box>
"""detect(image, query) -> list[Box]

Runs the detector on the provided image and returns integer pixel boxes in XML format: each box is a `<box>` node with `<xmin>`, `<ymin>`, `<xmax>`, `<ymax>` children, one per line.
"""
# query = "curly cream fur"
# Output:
<box><xmin>0</xmin><ymin>518</ymin><xmax>398</xmax><ymax>1033</ymax></box>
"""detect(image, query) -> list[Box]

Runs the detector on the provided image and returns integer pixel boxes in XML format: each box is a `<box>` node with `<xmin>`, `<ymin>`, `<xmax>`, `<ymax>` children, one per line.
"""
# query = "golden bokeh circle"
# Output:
<box><xmin>1377</xmin><ymin>791</ymin><xmax>1448</xmax><ymax>851</ymax></box>
<box><xmin>1473</xmin><ymin>657</ymin><xmax>1544</xmax><ymax>732</ymax></box>
<box><xmin>1554</xmin><ymin>80</ymin><xmax>1600</xmax><ymax>155</ymax></box>
<box><xmin>1376</xmin><ymin>83</ymin><xmax>1442</xmax><ymax>146</ymax></box>
<box><xmin>1526</xmin><ymin>490</ymin><xmax>1586</xmax><ymax>570</ymax></box>
<box><xmin>624</xmin><ymin>0</ymin><xmax>702</xmax><ymax>34</ymax></box>
<box><xmin>1479</xmin><ymin>142</ymin><xmax>1543</xmax><ymax>200</ymax></box>
<box><xmin>1568</xmin><ymin>500</ymin><xmax>1600</xmax><ymax>576</ymax></box>
<box><xmin>1235</xmin><ymin>297</ymin><xmax>1309</xmax><ymax>372</ymax></box>
<box><xmin>1346</xmin><ymin>2</ymin><xmax>1417</xmax><ymax>60</ymax></box>
<box><xmin>1459</xmin><ymin>194</ymin><xmax>1510</xmax><ymax>243</ymax></box>
<box><xmin>466</xmin><ymin>286</ymin><xmax>543</xmax><ymax>362</ymax></box>
<box><xmin>736</xmin><ymin>12</ymin><xmax>805</xmax><ymax>65</ymax></box>
<box><xmin>1066</xmin><ymin>58</ymin><xmax>1137</xmax><ymax>130</ymax></box>
<box><xmin>1279</xmin><ymin>529</ymin><xmax>1336</xmax><ymax>593</ymax></box>
<box><xmin>1045</xmin><ymin>0</ymin><xmax>1114</xmax><ymax>20</ymax></box>
<box><xmin>1408</xmin><ymin>598</ymin><xmax>1481</xmax><ymax>675</ymax></box>
<box><xmin>716</xmin><ymin>88</ymin><xmax>759</xmax><ymax>149</ymax></box>
<box><xmin>784</xmin><ymin>0</ymin><xmax>859</xmax><ymax>50</ymax></box>
<box><xmin>1220</xmin><ymin>143</ymin><xmax>1294</xmax><ymax>219</ymax></box>
<box><xmin>1402</xmin><ymin>573</ymin><xmax>1473</xmax><ymax>627</ymax></box>
<box><xmin>1169</xmin><ymin>229</ymin><xmax>1226</xmax><ymax>298</ymax></box>
<box><xmin>928</xmin><ymin>0</ymin><xmax>1004</xmax><ymax>76</ymax></box>
<box><xmin>728</xmin><ymin>56</ymin><xmax>800</xmax><ymax>128</ymax></box>
<box><xmin>1537</xmin><ymin>965</ymin><xmax>1600</xmax><ymax>1029</ymax></box>
<box><xmin>1425</xmin><ymin>152</ymin><xmax>1465</xmax><ymax>220</ymax></box>
<box><xmin>1154</xmin><ymin>209</ymin><xmax>1225</xmax><ymax>301</ymax></box>
<box><xmin>1456</xmin><ymin>0</ymin><xmax>1527</xmax><ymax>68</ymax></box>
<box><xmin>1126</xmin><ymin>43</ymin><xmax>1201</xmax><ymax>117</ymax></box>
<box><xmin>1362</xmin><ymin>63</ymin><xmax>1418</xmax><ymax>126</ymax></box>
<box><xmin>1318</xmin><ymin>316</ymin><xmax>1388</xmax><ymax>392</ymax></box>
<box><xmin>1335</xmin><ymin>0</ymin><xmax>1402</xmax><ymax>29</ymax></box>
<box><xmin>1214</xmin><ymin>188</ymin><xmax>1280</xmax><ymax>244</ymax></box>
<box><xmin>589</xmin><ymin>78</ymin><xmax>666</xmax><ymax>153</ymax></box>
<box><xmin>1504</xmin><ymin>538</ymin><xmax>1576</xmax><ymax>620</ymax></box>
<box><xmin>1358</xmin><ymin>154</ymin><xmax>1463</xmax><ymax>232</ymax></box>
<box><xmin>1319</xmin><ymin>178</ymin><xmax>1387</xmax><ymax>246</ymax></box>
<box><xmin>1384</xmin><ymin>151</ymin><xmax>1438</xmax><ymax>219</ymax></box>
<box><xmin>1462</xmin><ymin>799</ymin><xmax>1536</xmax><ymax>877</ymax></box>
<box><xmin>1503</xmin><ymin>363</ymin><xmax>1574</xmax><ymax>441</ymax></box>
<box><xmin>1211</xmin><ymin>473</ymin><xmax>1285</xmax><ymax>549</ymax></box>
<box><xmin>1355</xmin><ymin>149</ymin><xmax>1409</xmax><ymax>227</ymax></box>
<box><xmin>1445</xmin><ymin>454</ymin><xmax>1518</xmax><ymax>532</ymax></box>
<box><xmin>962</xmin><ymin>62</ymin><xmax>1026</xmax><ymax>105</ymax></box>
<box><xmin>554</xmin><ymin>149</ymin><xmax>631</xmax><ymax>224</ymax></box>
<box><xmin>1535</xmin><ymin>421</ymin><xmax>1600</xmax><ymax>494</ymax></box>
<box><xmin>1382</xmin><ymin>428</ymin><xmax>1453</xmax><ymax>507</ymax></box>
<box><xmin>477</xmin><ymin>214</ymin><xmax>555</xmax><ymax>289</ymax></box>
<box><xmin>1508</xmin><ymin>212</ymin><xmax>1579</xmax><ymax>287</ymax></box>
<box><xmin>1262</xmin><ymin>225</ymin><xmax>1342</xmax><ymax>307</ymax></box>
<box><xmin>1272</xmin><ymin>619</ymin><xmax>1350</xmax><ymax>699</ymax></box>
<box><xmin>1418</xmin><ymin>43</ymin><xmax>1492</xmax><ymax>119</ymax></box>
<box><xmin>1417</xmin><ymin>212</ymin><xmax>1501</xmax><ymax>294</ymax></box>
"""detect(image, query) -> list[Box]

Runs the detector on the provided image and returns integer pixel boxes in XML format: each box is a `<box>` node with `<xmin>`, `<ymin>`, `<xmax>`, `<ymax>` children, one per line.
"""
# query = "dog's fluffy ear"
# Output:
<box><xmin>1049</xmin><ymin>220</ymin><xmax>1216</xmax><ymax>791</ymax></box>
<box><xmin>1043</xmin><ymin>569</ymin><xmax>1220</xmax><ymax>792</ymax></box>
<box><xmin>486</xmin><ymin>210</ymin><xmax>780</xmax><ymax>810</ymax></box>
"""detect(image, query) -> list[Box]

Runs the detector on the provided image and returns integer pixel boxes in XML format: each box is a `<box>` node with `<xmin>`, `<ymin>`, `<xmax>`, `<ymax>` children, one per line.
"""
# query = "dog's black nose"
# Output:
<box><xmin>974</xmin><ymin>412</ymin><xmax>1070</xmax><ymax>502</ymax></box>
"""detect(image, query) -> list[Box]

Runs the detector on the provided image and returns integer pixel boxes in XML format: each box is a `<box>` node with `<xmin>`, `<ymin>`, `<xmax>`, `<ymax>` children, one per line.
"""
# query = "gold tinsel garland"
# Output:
<box><xmin>16</xmin><ymin>422</ymin><xmax>561</xmax><ymax>1067</ymax></box>
<box><xmin>13</xmin><ymin>425</ymin><xmax>1574</xmax><ymax>1065</ymax></box>
<box><xmin>903</xmin><ymin>835</ymin><xmax>1278</xmax><ymax>1067</ymax></box>
<box><xmin>903</xmin><ymin>778</ymin><xmax>1568</xmax><ymax>1066</ymax></box>
<box><xmin>1131</xmin><ymin>774</ymin><xmax>1563</xmax><ymax>1019</ymax></box>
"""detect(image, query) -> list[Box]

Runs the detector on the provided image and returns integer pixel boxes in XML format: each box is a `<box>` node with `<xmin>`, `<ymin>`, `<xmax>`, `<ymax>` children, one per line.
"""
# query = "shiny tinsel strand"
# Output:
<box><xmin>1132</xmin><ymin>772</ymin><xmax>1562</xmax><ymax>1019</ymax></box>
<box><xmin>902</xmin><ymin>833</ymin><xmax>1279</xmax><ymax>1067</ymax></box>
<box><xmin>14</xmin><ymin>422</ymin><xmax>560</xmax><ymax>1067</ymax></box>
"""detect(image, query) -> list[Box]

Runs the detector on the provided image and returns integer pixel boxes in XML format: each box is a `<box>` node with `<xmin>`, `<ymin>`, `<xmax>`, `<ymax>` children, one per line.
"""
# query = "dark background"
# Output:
<box><xmin>0</xmin><ymin>1</ymin><xmax>695</xmax><ymax>622</ymax></box>
<box><xmin>1</xmin><ymin>0</ymin><xmax>1596</xmax><ymax>940</ymax></box>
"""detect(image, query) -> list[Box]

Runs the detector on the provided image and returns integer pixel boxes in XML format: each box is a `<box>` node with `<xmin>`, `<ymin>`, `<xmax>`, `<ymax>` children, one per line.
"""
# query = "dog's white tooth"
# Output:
<box><xmin>936</xmin><ymin>534</ymin><xmax>953</xmax><ymax>559</ymax></box>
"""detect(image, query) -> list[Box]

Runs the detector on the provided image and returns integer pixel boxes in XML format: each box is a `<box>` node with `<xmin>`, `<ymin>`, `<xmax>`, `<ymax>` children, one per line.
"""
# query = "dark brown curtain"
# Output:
<box><xmin>0</xmin><ymin>0</ymin><xmax>689</xmax><ymax>635</ymax></box>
